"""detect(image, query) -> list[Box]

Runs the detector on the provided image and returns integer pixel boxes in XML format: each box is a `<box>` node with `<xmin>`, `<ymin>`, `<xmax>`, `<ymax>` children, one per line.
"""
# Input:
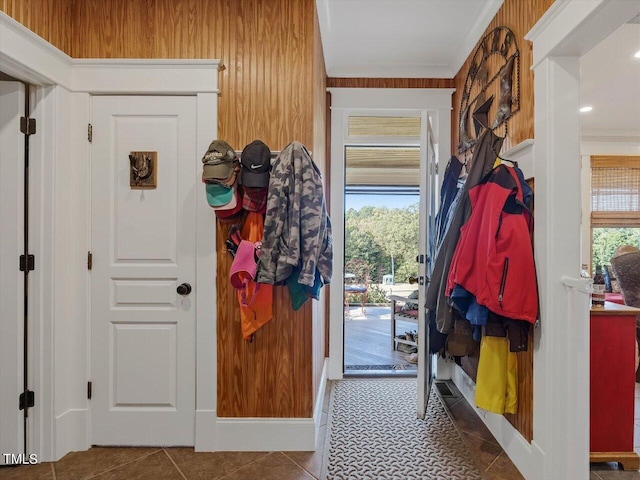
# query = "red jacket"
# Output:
<box><xmin>446</xmin><ymin>165</ymin><xmax>538</xmax><ymax>323</ymax></box>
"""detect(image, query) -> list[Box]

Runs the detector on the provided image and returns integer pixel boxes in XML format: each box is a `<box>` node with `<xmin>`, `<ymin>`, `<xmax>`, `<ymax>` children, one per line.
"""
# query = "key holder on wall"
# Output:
<box><xmin>458</xmin><ymin>26</ymin><xmax>520</xmax><ymax>154</ymax></box>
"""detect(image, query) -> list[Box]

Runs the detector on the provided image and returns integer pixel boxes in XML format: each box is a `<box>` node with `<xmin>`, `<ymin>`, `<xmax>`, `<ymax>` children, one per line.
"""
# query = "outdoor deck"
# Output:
<box><xmin>343</xmin><ymin>304</ymin><xmax>418</xmax><ymax>373</ymax></box>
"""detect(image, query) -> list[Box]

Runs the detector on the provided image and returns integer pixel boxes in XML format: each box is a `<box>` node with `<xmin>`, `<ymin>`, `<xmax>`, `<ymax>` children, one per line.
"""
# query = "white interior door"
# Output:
<box><xmin>91</xmin><ymin>95</ymin><xmax>197</xmax><ymax>445</ymax></box>
<box><xmin>0</xmin><ymin>81</ymin><xmax>25</xmax><ymax>462</ymax></box>
<box><xmin>417</xmin><ymin>112</ymin><xmax>436</xmax><ymax>419</ymax></box>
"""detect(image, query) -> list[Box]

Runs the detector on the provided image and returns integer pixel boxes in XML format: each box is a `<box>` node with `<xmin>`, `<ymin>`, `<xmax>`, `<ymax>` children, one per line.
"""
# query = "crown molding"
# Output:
<box><xmin>0</xmin><ymin>11</ymin><xmax>221</xmax><ymax>94</ymax></box>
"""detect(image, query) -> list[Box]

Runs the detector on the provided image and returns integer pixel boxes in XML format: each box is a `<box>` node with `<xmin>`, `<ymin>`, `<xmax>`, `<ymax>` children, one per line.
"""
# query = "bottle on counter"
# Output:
<box><xmin>592</xmin><ymin>264</ymin><xmax>606</xmax><ymax>307</ymax></box>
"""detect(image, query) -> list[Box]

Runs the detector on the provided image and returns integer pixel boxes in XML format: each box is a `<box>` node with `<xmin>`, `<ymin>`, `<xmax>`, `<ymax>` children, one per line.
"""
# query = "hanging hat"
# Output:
<box><xmin>242</xmin><ymin>186</ymin><xmax>268</xmax><ymax>213</ymax></box>
<box><xmin>230</xmin><ymin>240</ymin><xmax>259</xmax><ymax>289</ymax></box>
<box><xmin>205</xmin><ymin>183</ymin><xmax>234</xmax><ymax>207</ymax></box>
<box><xmin>202</xmin><ymin>140</ymin><xmax>237</xmax><ymax>181</ymax></box>
<box><xmin>240</xmin><ymin>140</ymin><xmax>271</xmax><ymax>188</ymax></box>
<box><xmin>214</xmin><ymin>187</ymin><xmax>244</xmax><ymax>221</ymax></box>
<box><xmin>203</xmin><ymin>160</ymin><xmax>237</xmax><ymax>182</ymax></box>
<box><xmin>212</xmin><ymin>186</ymin><xmax>238</xmax><ymax>212</ymax></box>
<box><xmin>202</xmin><ymin>139</ymin><xmax>236</xmax><ymax>164</ymax></box>
<box><xmin>203</xmin><ymin>161</ymin><xmax>240</xmax><ymax>187</ymax></box>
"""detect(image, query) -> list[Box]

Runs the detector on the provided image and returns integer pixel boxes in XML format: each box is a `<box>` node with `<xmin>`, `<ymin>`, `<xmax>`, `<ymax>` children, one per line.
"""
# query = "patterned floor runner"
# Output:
<box><xmin>323</xmin><ymin>379</ymin><xmax>483</xmax><ymax>480</ymax></box>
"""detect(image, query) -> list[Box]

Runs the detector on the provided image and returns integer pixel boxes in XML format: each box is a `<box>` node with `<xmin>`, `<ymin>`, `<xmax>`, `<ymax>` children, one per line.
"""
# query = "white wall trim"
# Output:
<box><xmin>54</xmin><ymin>409</ymin><xmax>89</xmax><ymax>460</ymax></box>
<box><xmin>71</xmin><ymin>60</ymin><xmax>221</xmax><ymax>94</ymax></box>
<box><xmin>211</xmin><ymin>360</ymin><xmax>328</xmax><ymax>452</ymax></box>
<box><xmin>502</xmin><ymin>138</ymin><xmax>535</xmax><ymax>159</ymax></box>
<box><xmin>194</xmin><ymin>410</ymin><xmax>217</xmax><ymax>452</ymax></box>
<box><xmin>524</xmin><ymin>0</ymin><xmax>572</xmax><ymax>43</ymax></box>
<box><xmin>0</xmin><ymin>12</ymin><xmax>220</xmax><ymax>93</ymax></box>
<box><xmin>31</xmin><ymin>85</ymin><xmax>57</xmax><ymax>462</ymax></box>
<box><xmin>194</xmin><ymin>92</ymin><xmax>219</xmax><ymax>452</ymax></box>
<box><xmin>314</xmin><ymin>359</ymin><xmax>329</xmax><ymax>435</ymax></box>
<box><xmin>525</xmin><ymin>0</ymin><xmax>640</xmax><ymax>69</ymax></box>
<box><xmin>0</xmin><ymin>11</ymin><xmax>73</xmax><ymax>87</ymax></box>
<box><xmin>213</xmin><ymin>418</ymin><xmax>316</xmax><ymax>452</ymax></box>
<box><xmin>502</xmin><ymin>139</ymin><xmax>535</xmax><ymax>178</ymax></box>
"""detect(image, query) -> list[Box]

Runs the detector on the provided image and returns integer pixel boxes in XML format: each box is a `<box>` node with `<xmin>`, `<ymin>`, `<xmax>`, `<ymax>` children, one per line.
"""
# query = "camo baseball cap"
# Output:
<box><xmin>240</xmin><ymin>140</ymin><xmax>271</xmax><ymax>188</ymax></box>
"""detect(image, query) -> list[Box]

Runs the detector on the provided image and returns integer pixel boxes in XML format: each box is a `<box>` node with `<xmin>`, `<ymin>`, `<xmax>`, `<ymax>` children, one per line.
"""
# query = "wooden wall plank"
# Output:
<box><xmin>0</xmin><ymin>0</ymin><xmax>72</xmax><ymax>54</ymax></box>
<box><xmin>327</xmin><ymin>78</ymin><xmax>454</xmax><ymax>89</ymax></box>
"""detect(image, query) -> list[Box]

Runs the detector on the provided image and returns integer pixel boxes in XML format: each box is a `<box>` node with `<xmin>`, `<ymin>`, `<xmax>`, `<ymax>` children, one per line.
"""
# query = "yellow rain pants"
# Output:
<box><xmin>475</xmin><ymin>335</ymin><xmax>517</xmax><ymax>414</ymax></box>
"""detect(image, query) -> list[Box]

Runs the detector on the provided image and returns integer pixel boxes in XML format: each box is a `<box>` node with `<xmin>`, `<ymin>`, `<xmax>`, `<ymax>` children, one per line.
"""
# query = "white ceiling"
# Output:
<box><xmin>316</xmin><ymin>0</ymin><xmax>504</xmax><ymax>78</ymax></box>
<box><xmin>580</xmin><ymin>22</ymin><xmax>640</xmax><ymax>139</ymax></box>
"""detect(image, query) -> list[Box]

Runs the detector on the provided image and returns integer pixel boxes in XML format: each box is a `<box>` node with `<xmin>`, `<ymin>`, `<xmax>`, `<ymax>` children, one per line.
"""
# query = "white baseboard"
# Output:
<box><xmin>451</xmin><ymin>365</ymin><xmax>544</xmax><ymax>480</ymax></box>
<box><xmin>213</xmin><ymin>417</ymin><xmax>316</xmax><ymax>451</ymax></box>
<box><xmin>211</xmin><ymin>362</ymin><xmax>328</xmax><ymax>452</ymax></box>
<box><xmin>314</xmin><ymin>359</ymin><xmax>329</xmax><ymax>447</ymax></box>
<box><xmin>194</xmin><ymin>410</ymin><xmax>217</xmax><ymax>452</ymax></box>
<box><xmin>54</xmin><ymin>409</ymin><xmax>89</xmax><ymax>461</ymax></box>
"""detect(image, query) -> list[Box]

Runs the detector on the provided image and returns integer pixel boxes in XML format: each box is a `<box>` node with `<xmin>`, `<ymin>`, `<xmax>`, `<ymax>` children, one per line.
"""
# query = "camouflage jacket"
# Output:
<box><xmin>256</xmin><ymin>141</ymin><xmax>333</xmax><ymax>287</ymax></box>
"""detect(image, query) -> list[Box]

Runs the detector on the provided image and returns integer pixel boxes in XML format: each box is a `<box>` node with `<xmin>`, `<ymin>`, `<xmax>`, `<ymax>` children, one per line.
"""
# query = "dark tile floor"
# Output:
<box><xmin>15</xmin><ymin>378</ymin><xmax>640</xmax><ymax>479</ymax></box>
<box><xmin>0</xmin><ymin>380</ymin><xmax>528</xmax><ymax>480</ymax></box>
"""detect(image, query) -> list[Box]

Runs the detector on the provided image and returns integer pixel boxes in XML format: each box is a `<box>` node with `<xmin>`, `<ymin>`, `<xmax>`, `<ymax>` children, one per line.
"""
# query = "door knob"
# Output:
<box><xmin>177</xmin><ymin>283</ymin><xmax>192</xmax><ymax>296</ymax></box>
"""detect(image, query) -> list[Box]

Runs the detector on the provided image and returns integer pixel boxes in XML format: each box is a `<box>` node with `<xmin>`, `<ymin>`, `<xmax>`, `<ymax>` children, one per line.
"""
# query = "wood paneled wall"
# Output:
<box><xmin>70</xmin><ymin>0</ymin><xmax>316</xmax><ymax>151</ymax></box>
<box><xmin>5</xmin><ymin>0</ymin><xmax>322</xmax><ymax>418</ymax></box>
<box><xmin>452</xmin><ymin>0</ymin><xmax>555</xmax><ymax>155</ymax></box>
<box><xmin>0</xmin><ymin>0</ymin><xmax>72</xmax><ymax>53</ymax></box>
<box><xmin>327</xmin><ymin>78</ymin><xmax>454</xmax><ymax>89</ymax></box>
<box><xmin>453</xmin><ymin>0</ymin><xmax>554</xmax><ymax>442</ymax></box>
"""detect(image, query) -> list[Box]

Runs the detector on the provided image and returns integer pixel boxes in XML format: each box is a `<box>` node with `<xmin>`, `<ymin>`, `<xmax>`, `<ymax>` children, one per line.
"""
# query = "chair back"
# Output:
<box><xmin>611</xmin><ymin>251</ymin><xmax>640</xmax><ymax>308</ymax></box>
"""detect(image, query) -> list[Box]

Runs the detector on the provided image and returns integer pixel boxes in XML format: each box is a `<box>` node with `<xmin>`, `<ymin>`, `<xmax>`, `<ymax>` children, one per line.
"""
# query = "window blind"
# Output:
<box><xmin>591</xmin><ymin>156</ymin><xmax>640</xmax><ymax>227</ymax></box>
<box><xmin>348</xmin><ymin>116</ymin><xmax>421</xmax><ymax>137</ymax></box>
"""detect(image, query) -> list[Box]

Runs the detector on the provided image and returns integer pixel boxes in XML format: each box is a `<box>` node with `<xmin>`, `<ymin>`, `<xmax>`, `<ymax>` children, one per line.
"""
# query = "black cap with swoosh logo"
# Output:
<box><xmin>240</xmin><ymin>140</ymin><xmax>271</xmax><ymax>188</ymax></box>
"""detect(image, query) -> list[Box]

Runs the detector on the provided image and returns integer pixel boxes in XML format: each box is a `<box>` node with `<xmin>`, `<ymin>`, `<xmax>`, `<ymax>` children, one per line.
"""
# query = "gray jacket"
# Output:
<box><xmin>425</xmin><ymin>129</ymin><xmax>504</xmax><ymax>333</ymax></box>
<box><xmin>256</xmin><ymin>141</ymin><xmax>333</xmax><ymax>287</ymax></box>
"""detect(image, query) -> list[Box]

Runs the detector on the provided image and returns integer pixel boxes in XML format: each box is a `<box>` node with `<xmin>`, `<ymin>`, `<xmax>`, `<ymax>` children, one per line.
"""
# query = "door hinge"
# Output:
<box><xmin>88</xmin><ymin>123</ymin><xmax>93</xmax><ymax>143</ymax></box>
<box><xmin>19</xmin><ymin>254</ymin><xmax>35</xmax><ymax>272</ymax></box>
<box><xmin>87</xmin><ymin>381</ymin><xmax>92</xmax><ymax>400</ymax></box>
<box><xmin>87</xmin><ymin>252</ymin><xmax>93</xmax><ymax>270</ymax></box>
<box><xmin>20</xmin><ymin>117</ymin><xmax>36</xmax><ymax>135</ymax></box>
<box><xmin>18</xmin><ymin>390</ymin><xmax>35</xmax><ymax>410</ymax></box>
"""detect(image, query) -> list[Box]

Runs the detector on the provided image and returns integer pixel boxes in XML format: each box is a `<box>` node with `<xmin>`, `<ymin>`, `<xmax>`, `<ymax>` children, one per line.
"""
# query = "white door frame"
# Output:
<box><xmin>0</xmin><ymin>11</ymin><xmax>220</xmax><ymax>461</ymax></box>
<box><xmin>327</xmin><ymin>88</ymin><xmax>454</xmax><ymax>381</ymax></box>
<box><xmin>522</xmin><ymin>2</ymin><xmax>640</xmax><ymax>479</ymax></box>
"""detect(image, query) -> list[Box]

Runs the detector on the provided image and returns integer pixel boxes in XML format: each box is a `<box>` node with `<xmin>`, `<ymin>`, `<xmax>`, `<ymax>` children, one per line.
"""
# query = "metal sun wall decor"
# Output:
<box><xmin>129</xmin><ymin>151</ymin><xmax>157</xmax><ymax>189</ymax></box>
<box><xmin>458</xmin><ymin>26</ymin><xmax>520</xmax><ymax>154</ymax></box>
